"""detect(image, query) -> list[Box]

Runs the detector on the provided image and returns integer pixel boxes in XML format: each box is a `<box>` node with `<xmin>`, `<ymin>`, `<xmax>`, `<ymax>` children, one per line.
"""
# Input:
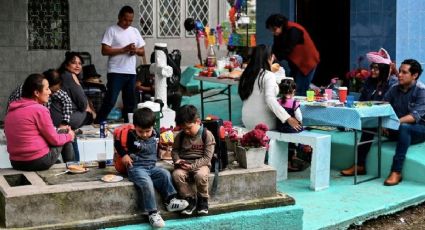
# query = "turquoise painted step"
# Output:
<box><xmin>311</xmin><ymin>130</ymin><xmax>425</xmax><ymax>184</ymax></box>
<box><xmin>107</xmin><ymin>205</ymin><xmax>304</xmax><ymax>230</ymax></box>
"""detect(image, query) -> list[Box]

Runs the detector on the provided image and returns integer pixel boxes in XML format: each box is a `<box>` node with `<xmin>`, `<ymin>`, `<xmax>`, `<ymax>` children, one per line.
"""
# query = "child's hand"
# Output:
<box><xmin>121</xmin><ymin>155</ymin><xmax>133</xmax><ymax>168</ymax></box>
<box><xmin>176</xmin><ymin>159</ymin><xmax>191</xmax><ymax>170</ymax></box>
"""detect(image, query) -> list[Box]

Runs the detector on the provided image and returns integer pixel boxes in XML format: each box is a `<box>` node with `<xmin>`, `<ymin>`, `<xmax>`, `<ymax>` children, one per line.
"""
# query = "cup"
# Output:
<box><xmin>128</xmin><ymin>113</ymin><xmax>134</xmax><ymax>124</ymax></box>
<box><xmin>338</xmin><ymin>87</ymin><xmax>348</xmax><ymax>103</ymax></box>
<box><xmin>306</xmin><ymin>90</ymin><xmax>315</xmax><ymax>102</ymax></box>
<box><xmin>325</xmin><ymin>89</ymin><xmax>333</xmax><ymax>100</ymax></box>
<box><xmin>97</xmin><ymin>153</ymin><xmax>107</xmax><ymax>169</ymax></box>
<box><xmin>217</xmin><ymin>59</ymin><xmax>225</xmax><ymax>71</ymax></box>
<box><xmin>346</xmin><ymin>95</ymin><xmax>355</xmax><ymax>107</ymax></box>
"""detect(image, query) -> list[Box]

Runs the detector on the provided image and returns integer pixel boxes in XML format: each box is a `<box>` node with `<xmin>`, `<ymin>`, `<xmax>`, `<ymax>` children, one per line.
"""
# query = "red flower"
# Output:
<box><xmin>240</xmin><ymin>123</ymin><xmax>269</xmax><ymax>149</ymax></box>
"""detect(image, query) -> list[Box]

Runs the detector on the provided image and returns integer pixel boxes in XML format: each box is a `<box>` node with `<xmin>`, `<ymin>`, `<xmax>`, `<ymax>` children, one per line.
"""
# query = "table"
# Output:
<box><xmin>300</xmin><ymin>102</ymin><xmax>400</xmax><ymax>184</ymax></box>
<box><xmin>194</xmin><ymin>76</ymin><xmax>239</xmax><ymax>121</ymax></box>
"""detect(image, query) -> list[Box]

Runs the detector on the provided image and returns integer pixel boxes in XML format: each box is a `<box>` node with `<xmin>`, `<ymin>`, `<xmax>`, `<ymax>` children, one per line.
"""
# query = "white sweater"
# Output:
<box><xmin>241</xmin><ymin>70</ymin><xmax>291</xmax><ymax>130</ymax></box>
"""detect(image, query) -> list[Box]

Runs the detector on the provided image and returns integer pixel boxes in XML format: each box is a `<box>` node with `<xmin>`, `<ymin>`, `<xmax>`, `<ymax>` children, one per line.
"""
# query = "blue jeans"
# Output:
<box><xmin>295</xmin><ymin>67</ymin><xmax>316</xmax><ymax>96</ymax></box>
<box><xmin>389</xmin><ymin>123</ymin><xmax>425</xmax><ymax>172</ymax></box>
<box><xmin>97</xmin><ymin>73</ymin><xmax>136</xmax><ymax>122</ymax></box>
<box><xmin>127</xmin><ymin>165</ymin><xmax>177</xmax><ymax>212</ymax></box>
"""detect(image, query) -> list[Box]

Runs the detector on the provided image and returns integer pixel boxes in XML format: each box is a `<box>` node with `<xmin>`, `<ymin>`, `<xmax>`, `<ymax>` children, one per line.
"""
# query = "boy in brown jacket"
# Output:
<box><xmin>172</xmin><ymin>105</ymin><xmax>216</xmax><ymax>215</ymax></box>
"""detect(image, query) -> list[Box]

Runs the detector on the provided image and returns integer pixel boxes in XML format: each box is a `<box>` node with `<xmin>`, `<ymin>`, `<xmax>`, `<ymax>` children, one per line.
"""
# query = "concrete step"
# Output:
<box><xmin>0</xmin><ymin>163</ymin><xmax>293</xmax><ymax>228</ymax></box>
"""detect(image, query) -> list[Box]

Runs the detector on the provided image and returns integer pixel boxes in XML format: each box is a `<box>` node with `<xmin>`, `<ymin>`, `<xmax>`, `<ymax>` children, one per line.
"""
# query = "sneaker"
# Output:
<box><xmin>197</xmin><ymin>196</ymin><xmax>209</xmax><ymax>215</ymax></box>
<box><xmin>166</xmin><ymin>198</ymin><xmax>189</xmax><ymax>212</ymax></box>
<box><xmin>181</xmin><ymin>197</ymin><xmax>196</xmax><ymax>215</ymax></box>
<box><xmin>148</xmin><ymin>212</ymin><xmax>165</xmax><ymax>228</ymax></box>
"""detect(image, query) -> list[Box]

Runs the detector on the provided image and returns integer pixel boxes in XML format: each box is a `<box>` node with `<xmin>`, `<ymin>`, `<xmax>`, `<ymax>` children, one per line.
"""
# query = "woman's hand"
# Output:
<box><xmin>287</xmin><ymin>117</ymin><xmax>302</xmax><ymax>131</ymax></box>
<box><xmin>122</xmin><ymin>154</ymin><xmax>133</xmax><ymax>168</ymax></box>
<box><xmin>68</xmin><ymin>128</ymin><xmax>76</xmax><ymax>141</ymax></box>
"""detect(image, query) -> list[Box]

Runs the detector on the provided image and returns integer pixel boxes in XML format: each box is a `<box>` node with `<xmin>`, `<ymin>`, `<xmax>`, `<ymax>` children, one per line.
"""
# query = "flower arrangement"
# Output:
<box><xmin>223</xmin><ymin>121</ymin><xmax>239</xmax><ymax>142</ymax></box>
<box><xmin>345</xmin><ymin>56</ymin><xmax>370</xmax><ymax>92</ymax></box>
<box><xmin>240</xmin><ymin>123</ymin><xmax>270</xmax><ymax>149</ymax></box>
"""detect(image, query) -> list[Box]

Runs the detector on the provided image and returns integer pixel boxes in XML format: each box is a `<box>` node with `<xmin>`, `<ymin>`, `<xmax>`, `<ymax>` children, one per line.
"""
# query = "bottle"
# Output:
<box><xmin>100</xmin><ymin>121</ymin><xmax>107</xmax><ymax>138</ymax></box>
<box><xmin>206</xmin><ymin>45</ymin><xmax>217</xmax><ymax>68</ymax></box>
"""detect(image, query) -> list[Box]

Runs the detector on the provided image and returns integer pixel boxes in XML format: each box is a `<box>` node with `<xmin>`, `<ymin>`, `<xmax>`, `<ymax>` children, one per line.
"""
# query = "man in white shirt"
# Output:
<box><xmin>96</xmin><ymin>5</ymin><xmax>145</xmax><ymax>123</ymax></box>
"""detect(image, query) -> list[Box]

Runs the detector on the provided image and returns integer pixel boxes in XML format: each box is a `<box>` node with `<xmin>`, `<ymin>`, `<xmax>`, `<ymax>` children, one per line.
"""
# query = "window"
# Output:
<box><xmin>139</xmin><ymin>0</ymin><xmax>154</xmax><ymax>37</ymax></box>
<box><xmin>28</xmin><ymin>0</ymin><xmax>70</xmax><ymax>50</ymax></box>
<box><xmin>186</xmin><ymin>0</ymin><xmax>209</xmax><ymax>36</ymax></box>
<box><xmin>158</xmin><ymin>0</ymin><xmax>181</xmax><ymax>37</ymax></box>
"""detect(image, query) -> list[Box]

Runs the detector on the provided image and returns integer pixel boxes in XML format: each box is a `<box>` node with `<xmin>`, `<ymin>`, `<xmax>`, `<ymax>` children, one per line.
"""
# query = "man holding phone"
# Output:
<box><xmin>96</xmin><ymin>5</ymin><xmax>146</xmax><ymax>123</ymax></box>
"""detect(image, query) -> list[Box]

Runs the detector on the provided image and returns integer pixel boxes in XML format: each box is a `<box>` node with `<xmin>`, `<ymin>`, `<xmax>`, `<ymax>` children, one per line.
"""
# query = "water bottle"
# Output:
<box><xmin>100</xmin><ymin>121</ymin><xmax>107</xmax><ymax>138</ymax></box>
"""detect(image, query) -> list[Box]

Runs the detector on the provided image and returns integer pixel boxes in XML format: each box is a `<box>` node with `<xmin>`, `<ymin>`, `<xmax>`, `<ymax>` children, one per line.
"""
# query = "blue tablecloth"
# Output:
<box><xmin>301</xmin><ymin>104</ymin><xmax>400</xmax><ymax>130</ymax></box>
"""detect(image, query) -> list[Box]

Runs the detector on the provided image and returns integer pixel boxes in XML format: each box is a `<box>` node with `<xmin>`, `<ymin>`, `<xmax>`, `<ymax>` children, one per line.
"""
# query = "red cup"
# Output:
<box><xmin>338</xmin><ymin>87</ymin><xmax>348</xmax><ymax>102</ymax></box>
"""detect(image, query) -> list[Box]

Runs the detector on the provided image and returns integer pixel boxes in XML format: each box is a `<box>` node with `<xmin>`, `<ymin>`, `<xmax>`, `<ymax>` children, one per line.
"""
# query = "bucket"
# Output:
<box><xmin>138</xmin><ymin>101</ymin><xmax>162</xmax><ymax>131</ymax></box>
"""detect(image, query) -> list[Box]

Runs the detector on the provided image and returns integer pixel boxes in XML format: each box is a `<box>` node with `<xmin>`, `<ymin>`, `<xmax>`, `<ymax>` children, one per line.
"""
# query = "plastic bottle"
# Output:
<box><xmin>100</xmin><ymin>121</ymin><xmax>107</xmax><ymax>138</ymax></box>
<box><xmin>206</xmin><ymin>45</ymin><xmax>217</xmax><ymax>68</ymax></box>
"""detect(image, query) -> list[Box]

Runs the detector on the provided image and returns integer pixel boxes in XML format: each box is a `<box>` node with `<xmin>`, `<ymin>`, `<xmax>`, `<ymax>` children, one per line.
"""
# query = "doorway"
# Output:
<box><xmin>296</xmin><ymin>0</ymin><xmax>350</xmax><ymax>87</ymax></box>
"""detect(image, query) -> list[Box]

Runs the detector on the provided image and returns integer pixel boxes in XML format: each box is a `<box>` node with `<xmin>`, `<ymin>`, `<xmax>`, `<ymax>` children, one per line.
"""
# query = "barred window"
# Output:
<box><xmin>186</xmin><ymin>0</ymin><xmax>209</xmax><ymax>36</ymax></box>
<box><xmin>139</xmin><ymin>0</ymin><xmax>154</xmax><ymax>37</ymax></box>
<box><xmin>158</xmin><ymin>0</ymin><xmax>181</xmax><ymax>37</ymax></box>
<box><xmin>28</xmin><ymin>0</ymin><xmax>70</xmax><ymax>50</ymax></box>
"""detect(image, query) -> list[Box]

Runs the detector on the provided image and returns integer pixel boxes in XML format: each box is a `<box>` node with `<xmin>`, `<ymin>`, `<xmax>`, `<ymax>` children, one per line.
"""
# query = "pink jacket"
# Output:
<box><xmin>5</xmin><ymin>98</ymin><xmax>73</xmax><ymax>161</ymax></box>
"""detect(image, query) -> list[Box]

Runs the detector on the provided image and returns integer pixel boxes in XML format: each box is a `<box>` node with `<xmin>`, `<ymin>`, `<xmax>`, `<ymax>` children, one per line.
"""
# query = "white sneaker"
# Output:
<box><xmin>166</xmin><ymin>198</ymin><xmax>189</xmax><ymax>212</ymax></box>
<box><xmin>149</xmin><ymin>212</ymin><xmax>165</xmax><ymax>228</ymax></box>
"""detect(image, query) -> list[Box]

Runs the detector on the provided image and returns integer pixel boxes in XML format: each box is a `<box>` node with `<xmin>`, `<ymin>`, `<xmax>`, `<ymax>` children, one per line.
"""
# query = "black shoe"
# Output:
<box><xmin>181</xmin><ymin>197</ymin><xmax>196</xmax><ymax>215</ymax></box>
<box><xmin>197</xmin><ymin>196</ymin><xmax>208</xmax><ymax>215</ymax></box>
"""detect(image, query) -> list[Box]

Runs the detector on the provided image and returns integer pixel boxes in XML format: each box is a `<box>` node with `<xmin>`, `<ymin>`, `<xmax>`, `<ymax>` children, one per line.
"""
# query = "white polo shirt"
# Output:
<box><xmin>101</xmin><ymin>24</ymin><xmax>145</xmax><ymax>74</ymax></box>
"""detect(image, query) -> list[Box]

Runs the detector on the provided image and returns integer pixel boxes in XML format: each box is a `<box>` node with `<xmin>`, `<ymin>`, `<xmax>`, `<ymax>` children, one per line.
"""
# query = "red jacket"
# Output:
<box><xmin>274</xmin><ymin>22</ymin><xmax>320</xmax><ymax>76</ymax></box>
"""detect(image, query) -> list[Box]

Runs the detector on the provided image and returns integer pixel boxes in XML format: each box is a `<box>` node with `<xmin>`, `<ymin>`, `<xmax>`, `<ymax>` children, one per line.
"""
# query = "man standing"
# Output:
<box><xmin>266</xmin><ymin>14</ymin><xmax>320</xmax><ymax>96</ymax></box>
<box><xmin>383</xmin><ymin>59</ymin><xmax>425</xmax><ymax>186</ymax></box>
<box><xmin>96</xmin><ymin>5</ymin><xmax>145</xmax><ymax>123</ymax></box>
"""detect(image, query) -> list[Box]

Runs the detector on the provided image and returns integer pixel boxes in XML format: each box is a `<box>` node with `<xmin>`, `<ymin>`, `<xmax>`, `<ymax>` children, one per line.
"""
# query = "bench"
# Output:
<box><xmin>267</xmin><ymin>130</ymin><xmax>331</xmax><ymax>191</ymax></box>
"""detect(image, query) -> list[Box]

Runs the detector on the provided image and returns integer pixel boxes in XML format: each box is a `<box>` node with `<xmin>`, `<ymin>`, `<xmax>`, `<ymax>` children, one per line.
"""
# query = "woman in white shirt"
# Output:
<box><xmin>238</xmin><ymin>44</ymin><xmax>302</xmax><ymax>131</ymax></box>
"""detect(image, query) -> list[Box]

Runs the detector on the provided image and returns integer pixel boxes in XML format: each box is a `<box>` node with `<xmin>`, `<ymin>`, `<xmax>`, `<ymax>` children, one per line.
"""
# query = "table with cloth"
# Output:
<box><xmin>300</xmin><ymin>102</ymin><xmax>400</xmax><ymax>184</ymax></box>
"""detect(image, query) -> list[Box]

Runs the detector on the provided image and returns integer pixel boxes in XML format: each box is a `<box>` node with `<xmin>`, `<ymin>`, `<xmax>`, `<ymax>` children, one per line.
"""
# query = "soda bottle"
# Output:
<box><xmin>206</xmin><ymin>45</ymin><xmax>216</xmax><ymax>68</ymax></box>
<box><xmin>100</xmin><ymin>121</ymin><xmax>107</xmax><ymax>138</ymax></box>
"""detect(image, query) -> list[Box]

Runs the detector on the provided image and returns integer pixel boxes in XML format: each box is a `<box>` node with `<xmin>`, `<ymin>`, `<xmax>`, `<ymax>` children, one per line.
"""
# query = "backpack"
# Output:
<box><xmin>113</xmin><ymin>124</ymin><xmax>135</xmax><ymax>174</ymax></box>
<box><xmin>178</xmin><ymin>119</ymin><xmax>228</xmax><ymax>172</ymax></box>
<box><xmin>150</xmin><ymin>49</ymin><xmax>182</xmax><ymax>93</ymax></box>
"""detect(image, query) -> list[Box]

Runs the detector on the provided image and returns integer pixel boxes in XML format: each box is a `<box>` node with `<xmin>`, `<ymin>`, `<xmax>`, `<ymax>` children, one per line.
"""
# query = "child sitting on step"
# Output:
<box><xmin>276</xmin><ymin>79</ymin><xmax>307</xmax><ymax>172</ymax></box>
<box><xmin>116</xmin><ymin>108</ymin><xmax>188</xmax><ymax>228</ymax></box>
<box><xmin>172</xmin><ymin>105</ymin><xmax>216</xmax><ymax>216</ymax></box>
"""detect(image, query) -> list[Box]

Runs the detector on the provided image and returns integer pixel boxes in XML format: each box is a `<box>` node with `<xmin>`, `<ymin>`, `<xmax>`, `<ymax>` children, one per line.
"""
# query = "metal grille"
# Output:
<box><xmin>158</xmin><ymin>0</ymin><xmax>181</xmax><ymax>37</ymax></box>
<box><xmin>139</xmin><ymin>0</ymin><xmax>154</xmax><ymax>37</ymax></box>
<box><xmin>186</xmin><ymin>0</ymin><xmax>209</xmax><ymax>36</ymax></box>
<box><xmin>28</xmin><ymin>0</ymin><xmax>70</xmax><ymax>50</ymax></box>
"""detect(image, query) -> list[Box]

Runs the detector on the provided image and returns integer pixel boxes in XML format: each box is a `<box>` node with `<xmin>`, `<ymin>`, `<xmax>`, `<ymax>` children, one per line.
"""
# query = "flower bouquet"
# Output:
<box><xmin>223</xmin><ymin>121</ymin><xmax>239</xmax><ymax>152</ymax></box>
<box><xmin>236</xmin><ymin>123</ymin><xmax>270</xmax><ymax>169</ymax></box>
<box><xmin>346</xmin><ymin>56</ymin><xmax>370</xmax><ymax>92</ymax></box>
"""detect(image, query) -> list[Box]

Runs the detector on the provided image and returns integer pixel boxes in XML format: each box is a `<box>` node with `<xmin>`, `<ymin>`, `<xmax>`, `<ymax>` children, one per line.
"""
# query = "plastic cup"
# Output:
<box><xmin>346</xmin><ymin>95</ymin><xmax>355</xmax><ymax>107</ymax></box>
<box><xmin>128</xmin><ymin>113</ymin><xmax>134</xmax><ymax>124</ymax></box>
<box><xmin>217</xmin><ymin>59</ymin><xmax>225</xmax><ymax>71</ymax></box>
<box><xmin>97</xmin><ymin>153</ymin><xmax>107</xmax><ymax>169</ymax></box>
<box><xmin>306</xmin><ymin>90</ymin><xmax>315</xmax><ymax>102</ymax></box>
<box><xmin>338</xmin><ymin>87</ymin><xmax>348</xmax><ymax>103</ymax></box>
<box><xmin>325</xmin><ymin>89</ymin><xmax>333</xmax><ymax>100</ymax></box>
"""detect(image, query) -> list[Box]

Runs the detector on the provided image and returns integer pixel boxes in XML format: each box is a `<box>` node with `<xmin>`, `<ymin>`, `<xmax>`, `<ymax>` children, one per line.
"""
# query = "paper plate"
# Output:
<box><xmin>68</xmin><ymin>168</ymin><xmax>89</xmax><ymax>174</ymax></box>
<box><xmin>101</xmin><ymin>175</ymin><xmax>123</xmax><ymax>183</ymax></box>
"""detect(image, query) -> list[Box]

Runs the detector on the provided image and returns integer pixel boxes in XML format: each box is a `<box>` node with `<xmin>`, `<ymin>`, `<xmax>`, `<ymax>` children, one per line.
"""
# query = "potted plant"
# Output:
<box><xmin>223</xmin><ymin>121</ymin><xmax>240</xmax><ymax>152</ymax></box>
<box><xmin>236</xmin><ymin>123</ymin><xmax>269</xmax><ymax>169</ymax></box>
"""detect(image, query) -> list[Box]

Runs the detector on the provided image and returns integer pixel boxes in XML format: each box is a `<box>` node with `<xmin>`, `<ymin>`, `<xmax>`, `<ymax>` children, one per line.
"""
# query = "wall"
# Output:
<box><xmin>349</xmin><ymin>0</ymin><xmax>397</xmax><ymax>70</ymax></box>
<box><xmin>396</xmin><ymin>0</ymin><xmax>425</xmax><ymax>82</ymax></box>
<box><xmin>0</xmin><ymin>0</ymin><xmax>227</xmax><ymax>121</ymax></box>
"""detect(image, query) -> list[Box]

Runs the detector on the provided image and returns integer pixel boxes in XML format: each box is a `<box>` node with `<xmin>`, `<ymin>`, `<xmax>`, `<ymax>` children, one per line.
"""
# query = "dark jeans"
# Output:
<box><xmin>97</xmin><ymin>73</ymin><xmax>136</xmax><ymax>123</ymax></box>
<box><xmin>357</xmin><ymin>124</ymin><xmax>425</xmax><ymax>172</ymax></box>
<box><xmin>127</xmin><ymin>164</ymin><xmax>177</xmax><ymax>212</ymax></box>
<box><xmin>295</xmin><ymin>67</ymin><xmax>316</xmax><ymax>96</ymax></box>
<box><xmin>11</xmin><ymin>143</ymin><xmax>74</xmax><ymax>171</ymax></box>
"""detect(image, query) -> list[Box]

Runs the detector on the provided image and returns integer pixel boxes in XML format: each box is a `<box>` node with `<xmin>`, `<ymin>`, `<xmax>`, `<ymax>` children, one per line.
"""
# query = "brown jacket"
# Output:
<box><xmin>172</xmin><ymin>127</ymin><xmax>216</xmax><ymax>170</ymax></box>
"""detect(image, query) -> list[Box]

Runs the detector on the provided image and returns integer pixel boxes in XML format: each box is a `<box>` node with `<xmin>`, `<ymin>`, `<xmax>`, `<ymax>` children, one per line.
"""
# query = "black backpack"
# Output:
<box><xmin>150</xmin><ymin>49</ymin><xmax>181</xmax><ymax>93</ymax></box>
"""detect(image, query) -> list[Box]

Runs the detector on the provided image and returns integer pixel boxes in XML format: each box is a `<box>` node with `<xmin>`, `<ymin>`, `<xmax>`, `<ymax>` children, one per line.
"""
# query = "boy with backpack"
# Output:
<box><xmin>172</xmin><ymin>105</ymin><xmax>216</xmax><ymax>215</ymax></box>
<box><xmin>114</xmin><ymin>107</ymin><xmax>188</xmax><ymax>228</ymax></box>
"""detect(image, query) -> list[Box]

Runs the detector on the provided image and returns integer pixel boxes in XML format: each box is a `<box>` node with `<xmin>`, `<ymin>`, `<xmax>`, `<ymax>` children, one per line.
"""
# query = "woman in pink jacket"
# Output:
<box><xmin>5</xmin><ymin>73</ymin><xmax>75</xmax><ymax>171</ymax></box>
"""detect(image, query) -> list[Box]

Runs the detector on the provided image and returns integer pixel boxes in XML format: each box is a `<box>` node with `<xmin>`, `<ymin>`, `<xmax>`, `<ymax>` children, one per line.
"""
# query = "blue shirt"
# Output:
<box><xmin>359</xmin><ymin>78</ymin><xmax>390</xmax><ymax>101</ymax></box>
<box><xmin>383</xmin><ymin>81</ymin><xmax>425</xmax><ymax>125</ymax></box>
